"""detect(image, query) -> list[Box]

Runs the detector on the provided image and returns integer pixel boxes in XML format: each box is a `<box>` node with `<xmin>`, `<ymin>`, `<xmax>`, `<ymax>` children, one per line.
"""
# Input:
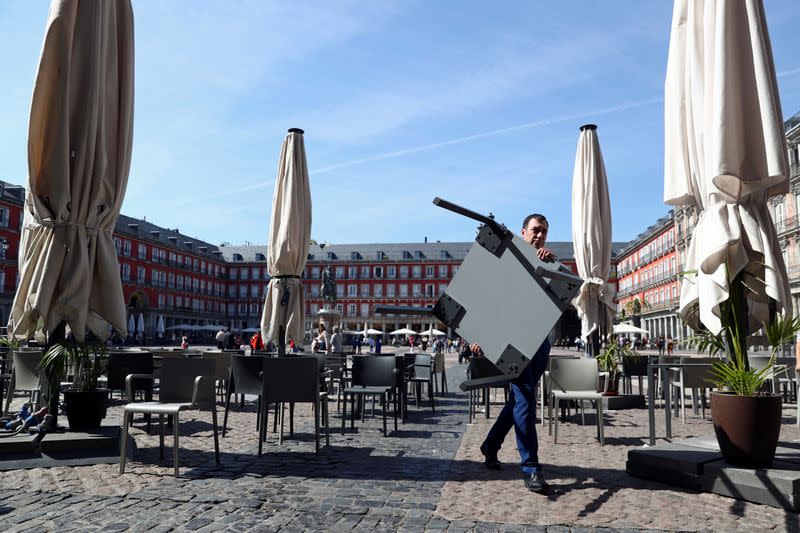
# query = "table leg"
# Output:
<box><xmin>648</xmin><ymin>364</ymin><xmax>655</xmax><ymax>446</ymax></box>
<box><xmin>663</xmin><ymin>366</ymin><xmax>672</xmax><ymax>440</ymax></box>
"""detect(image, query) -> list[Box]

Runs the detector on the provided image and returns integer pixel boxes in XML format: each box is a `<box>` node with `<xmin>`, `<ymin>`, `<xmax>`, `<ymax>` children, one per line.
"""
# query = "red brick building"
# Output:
<box><xmin>0</xmin><ymin>181</ymin><xmax>25</xmax><ymax>325</ymax></box>
<box><xmin>615</xmin><ymin>212</ymin><xmax>680</xmax><ymax>341</ymax></box>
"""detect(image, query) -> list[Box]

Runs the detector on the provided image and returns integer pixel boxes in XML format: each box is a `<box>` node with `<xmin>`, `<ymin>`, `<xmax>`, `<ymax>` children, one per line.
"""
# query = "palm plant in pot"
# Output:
<box><xmin>595</xmin><ymin>337</ymin><xmax>636</xmax><ymax>396</ymax></box>
<box><xmin>687</xmin><ymin>278</ymin><xmax>800</xmax><ymax>468</ymax></box>
<box><xmin>38</xmin><ymin>338</ymin><xmax>109</xmax><ymax>431</ymax></box>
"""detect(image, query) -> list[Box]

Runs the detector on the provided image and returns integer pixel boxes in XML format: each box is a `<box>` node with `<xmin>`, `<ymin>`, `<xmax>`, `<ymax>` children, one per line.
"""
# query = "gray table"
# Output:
<box><xmin>647</xmin><ymin>361</ymin><xmax>714</xmax><ymax>445</ymax></box>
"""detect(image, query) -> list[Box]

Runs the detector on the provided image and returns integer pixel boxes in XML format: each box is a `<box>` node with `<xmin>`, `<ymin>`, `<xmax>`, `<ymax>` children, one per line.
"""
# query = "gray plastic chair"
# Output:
<box><xmin>202</xmin><ymin>351</ymin><xmax>232</xmax><ymax>400</ymax></box>
<box><xmin>669</xmin><ymin>357</ymin><xmax>717</xmax><ymax>423</ymax></box>
<box><xmin>223</xmin><ymin>354</ymin><xmax>273</xmax><ymax>437</ymax></box>
<box><xmin>3</xmin><ymin>350</ymin><xmax>44</xmax><ymax>415</ymax></box>
<box><xmin>119</xmin><ymin>357</ymin><xmax>219</xmax><ymax>477</ymax></box>
<box><xmin>548</xmin><ymin>358</ymin><xmax>605</xmax><ymax>445</ymax></box>
<box><xmin>409</xmin><ymin>354</ymin><xmax>436</xmax><ymax>412</ymax></box>
<box><xmin>259</xmin><ymin>356</ymin><xmax>329</xmax><ymax>455</ymax></box>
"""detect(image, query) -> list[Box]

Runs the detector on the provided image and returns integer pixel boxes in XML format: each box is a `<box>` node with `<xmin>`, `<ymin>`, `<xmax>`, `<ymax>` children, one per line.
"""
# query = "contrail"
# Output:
<box><xmin>312</xmin><ymin>97</ymin><xmax>664</xmax><ymax>175</ymax></box>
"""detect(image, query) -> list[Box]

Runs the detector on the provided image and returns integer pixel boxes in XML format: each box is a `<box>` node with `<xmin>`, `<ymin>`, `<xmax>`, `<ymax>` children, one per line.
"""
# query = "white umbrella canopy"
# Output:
<box><xmin>570</xmin><ymin>124</ymin><xmax>615</xmax><ymax>343</ymax></box>
<box><xmin>260</xmin><ymin>128</ymin><xmax>312</xmax><ymax>346</ymax></box>
<box><xmin>613</xmin><ymin>323</ymin><xmax>649</xmax><ymax>335</ymax></box>
<box><xmin>365</xmin><ymin>328</ymin><xmax>383</xmax><ymax>336</ymax></box>
<box><xmin>390</xmin><ymin>328</ymin><xmax>417</xmax><ymax>335</ymax></box>
<box><xmin>664</xmin><ymin>0</ymin><xmax>791</xmax><ymax>335</ymax></box>
<box><xmin>166</xmin><ymin>323</ymin><xmax>197</xmax><ymax>331</ymax></box>
<box><xmin>9</xmin><ymin>0</ymin><xmax>134</xmax><ymax>342</ymax></box>
<box><xmin>419</xmin><ymin>327</ymin><xmax>446</xmax><ymax>336</ymax></box>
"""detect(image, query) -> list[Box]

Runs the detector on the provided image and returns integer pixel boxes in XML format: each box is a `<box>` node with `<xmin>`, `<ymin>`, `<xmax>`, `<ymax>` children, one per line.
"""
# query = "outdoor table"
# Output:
<box><xmin>646</xmin><ymin>361</ymin><xmax>714</xmax><ymax>445</ymax></box>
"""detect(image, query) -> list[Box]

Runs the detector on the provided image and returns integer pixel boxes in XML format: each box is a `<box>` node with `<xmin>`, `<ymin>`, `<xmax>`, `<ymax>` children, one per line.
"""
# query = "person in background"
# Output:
<box><xmin>181</xmin><ymin>335</ymin><xmax>189</xmax><ymax>350</ymax></box>
<box><xmin>374</xmin><ymin>335</ymin><xmax>382</xmax><ymax>354</ymax></box>
<box><xmin>250</xmin><ymin>331</ymin><xmax>264</xmax><ymax>352</ymax></box>
<box><xmin>329</xmin><ymin>326</ymin><xmax>343</xmax><ymax>353</ymax></box>
<box><xmin>216</xmin><ymin>328</ymin><xmax>225</xmax><ymax>349</ymax></box>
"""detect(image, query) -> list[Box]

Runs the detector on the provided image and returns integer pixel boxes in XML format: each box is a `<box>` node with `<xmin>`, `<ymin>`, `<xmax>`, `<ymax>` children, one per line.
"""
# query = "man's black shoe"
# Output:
<box><xmin>524</xmin><ymin>473</ymin><xmax>550</xmax><ymax>493</ymax></box>
<box><xmin>479</xmin><ymin>443</ymin><xmax>501</xmax><ymax>470</ymax></box>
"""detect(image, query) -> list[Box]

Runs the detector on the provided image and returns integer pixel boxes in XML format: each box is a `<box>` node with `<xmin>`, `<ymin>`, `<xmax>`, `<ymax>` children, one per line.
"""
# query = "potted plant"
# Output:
<box><xmin>688</xmin><ymin>281</ymin><xmax>800</xmax><ymax>468</ymax></box>
<box><xmin>38</xmin><ymin>339</ymin><xmax>109</xmax><ymax>431</ymax></box>
<box><xmin>595</xmin><ymin>338</ymin><xmax>635</xmax><ymax>396</ymax></box>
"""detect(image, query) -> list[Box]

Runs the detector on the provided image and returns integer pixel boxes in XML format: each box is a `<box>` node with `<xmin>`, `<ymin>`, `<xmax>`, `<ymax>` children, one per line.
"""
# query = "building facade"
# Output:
<box><xmin>616</xmin><ymin>213</ymin><xmax>681</xmax><ymax>341</ymax></box>
<box><xmin>0</xmin><ymin>182</ymin><xmax>25</xmax><ymax>326</ymax></box>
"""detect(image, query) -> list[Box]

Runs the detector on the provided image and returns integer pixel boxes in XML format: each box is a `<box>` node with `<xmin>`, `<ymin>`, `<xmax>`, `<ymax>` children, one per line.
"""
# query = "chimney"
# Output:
<box><xmin>424</xmin><ymin>236</ymin><xmax>428</xmax><ymax>243</ymax></box>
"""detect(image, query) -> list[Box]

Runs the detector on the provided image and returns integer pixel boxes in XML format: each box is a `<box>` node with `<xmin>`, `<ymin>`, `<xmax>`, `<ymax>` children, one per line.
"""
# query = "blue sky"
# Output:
<box><xmin>1</xmin><ymin>1</ymin><xmax>800</xmax><ymax>246</ymax></box>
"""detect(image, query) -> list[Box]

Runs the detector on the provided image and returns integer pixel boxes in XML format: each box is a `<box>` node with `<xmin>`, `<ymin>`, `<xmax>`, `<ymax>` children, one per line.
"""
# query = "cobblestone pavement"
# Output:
<box><xmin>1</xmin><ymin>350</ymin><xmax>798</xmax><ymax>531</ymax></box>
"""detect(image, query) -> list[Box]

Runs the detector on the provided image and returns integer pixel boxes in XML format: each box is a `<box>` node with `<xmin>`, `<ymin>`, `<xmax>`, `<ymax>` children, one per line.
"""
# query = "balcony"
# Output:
<box><xmin>776</xmin><ymin>215</ymin><xmax>800</xmax><ymax>235</ymax></box>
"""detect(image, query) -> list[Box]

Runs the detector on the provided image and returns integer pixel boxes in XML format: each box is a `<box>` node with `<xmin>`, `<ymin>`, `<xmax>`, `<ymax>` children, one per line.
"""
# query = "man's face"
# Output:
<box><xmin>521</xmin><ymin>217</ymin><xmax>548</xmax><ymax>248</ymax></box>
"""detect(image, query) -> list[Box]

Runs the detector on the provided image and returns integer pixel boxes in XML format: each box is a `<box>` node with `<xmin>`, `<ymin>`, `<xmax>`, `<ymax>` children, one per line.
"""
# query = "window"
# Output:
<box><xmin>137</xmin><ymin>266</ymin><xmax>145</xmax><ymax>283</ymax></box>
<box><xmin>336</xmin><ymin>284</ymin><xmax>344</xmax><ymax>297</ymax></box>
<box><xmin>386</xmin><ymin>284</ymin><xmax>396</xmax><ymax>297</ymax></box>
<box><xmin>0</xmin><ymin>207</ymin><xmax>8</xmax><ymax>228</ymax></box>
<box><xmin>672</xmin><ymin>286</ymin><xmax>677</xmax><ymax>298</ymax></box>
<box><xmin>438</xmin><ymin>265</ymin><xmax>448</xmax><ymax>278</ymax></box>
<box><xmin>399</xmin><ymin>266</ymin><xmax>408</xmax><ymax>278</ymax></box>
<box><xmin>151</xmin><ymin>248</ymin><xmax>159</xmax><ymax>262</ymax></box>
<box><xmin>251</xmin><ymin>284</ymin><xmax>259</xmax><ymax>297</ymax></box>
<box><xmin>374</xmin><ymin>284</ymin><xmax>383</xmax><ymax>297</ymax></box>
<box><xmin>348</xmin><ymin>284</ymin><xmax>357</xmax><ymax>296</ymax></box>
<box><xmin>113</xmin><ymin>238</ymin><xmax>122</xmax><ymax>255</ymax></box>
<box><xmin>177</xmin><ymin>275</ymin><xmax>184</xmax><ymax>290</ymax></box>
<box><xmin>412</xmin><ymin>266</ymin><xmax>421</xmax><ymax>278</ymax></box>
<box><xmin>151</xmin><ymin>270</ymin><xmax>159</xmax><ymax>285</ymax></box>
<box><xmin>241</xmin><ymin>268</ymin><xmax>249</xmax><ymax>280</ymax></box>
<box><xmin>348</xmin><ymin>304</ymin><xmax>357</xmax><ymax>316</ymax></box>
<box><xmin>123</xmin><ymin>240</ymin><xmax>131</xmax><ymax>256</ymax></box>
<box><xmin>425</xmin><ymin>266</ymin><xmax>434</xmax><ymax>277</ymax></box>
<box><xmin>387</xmin><ymin>266</ymin><xmax>396</xmax><ymax>278</ymax></box>
<box><xmin>193</xmin><ymin>258</ymin><xmax>199</xmax><ymax>271</ymax></box>
<box><xmin>335</xmin><ymin>266</ymin><xmax>344</xmax><ymax>278</ymax></box>
<box><xmin>230</xmin><ymin>268</ymin><xmax>238</xmax><ymax>280</ymax></box>
<box><xmin>360</xmin><ymin>284</ymin><xmax>370</xmax><ymax>296</ymax></box>
<box><xmin>412</xmin><ymin>284</ymin><xmax>421</xmax><ymax>297</ymax></box>
<box><xmin>228</xmin><ymin>284</ymin><xmax>236</xmax><ymax>297</ymax></box>
<box><xmin>121</xmin><ymin>263</ymin><xmax>130</xmax><ymax>281</ymax></box>
<box><xmin>158</xmin><ymin>294</ymin><xmax>165</xmax><ymax>308</ymax></box>
<box><xmin>312</xmin><ymin>267</ymin><xmax>320</xmax><ymax>279</ymax></box>
<box><xmin>361</xmin><ymin>266</ymin><xmax>369</xmax><ymax>278</ymax></box>
<box><xmin>201</xmin><ymin>261</ymin><xmax>207</xmax><ymax>274</ymax></box>
<box><xmin>399</xmin><ymin>284</ymin><xmax>408</xmax><ymax>297</ymax></box>
<box><xmin>348</xmin><ymin>266</ymin><xmax>357</xmax><ymax>279</ymax></box>
<box><xmin>439</xmin><ymin>284</ymin><xmax>447</xmax><ymax>296</ymax></box>
<box><xmin>360</xmin><ymin>303</ymin><xmax>369</xmax><ymax>316</ymax></box>
<box><xmin>177</xmin><ymin>296</ymin><xmax>183</xmax><ymax>308</ymax></box>
<box><xmin>440</xmin><ymin>250</ymin><xmax>449</xmax><ymax>260</ymax></box>
<box><xmin>239</xmin><ymin>285</ymin><xmax>247</xmax><ymax>298</ymax></box>
<box><xmin>311</xmin><ymin>285</ymin><xmax>319</xmax><ymax>297</ymax></box>
<box><xmin>138</xmin><ymin>244</ymin><xmax>146</xmax><ymax>260</ymax></box>
<box><xmin>351</xmin><ymin>251</ymin><xmax>360</xmax><ymax>260</ymax></box>
<box><xmin>425</xmin><ymin>284</ymin><xmax>435</xmax><ymax>297</ymax></box>
<box><xmin>374</xmin><ymin>266</ymin><xmax>383</xmax><ymax>278</ymax></box>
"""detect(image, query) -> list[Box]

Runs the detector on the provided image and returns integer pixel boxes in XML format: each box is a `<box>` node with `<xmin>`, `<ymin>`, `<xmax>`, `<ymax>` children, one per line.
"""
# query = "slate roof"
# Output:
<box><xmin>219</xmin><ymin>241</ymin><xmax>630</xmax><ymax>264</ymax></box>
<box><xmin>115</xmin><ymin>214</ymin><xmax>223</xmax><ymax>258</ymax></box>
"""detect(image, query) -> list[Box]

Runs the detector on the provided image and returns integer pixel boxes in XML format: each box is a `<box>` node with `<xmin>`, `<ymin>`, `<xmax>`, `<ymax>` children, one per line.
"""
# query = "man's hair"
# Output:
<box><xmin>522</xmin><ymin>213</ymin><xmax>548</xmax><ymax>230</ymax></box>
<box><xmin>333</xmin><ymin>326</ymin><xmax>340</xmax><ymax>333</ymax></box>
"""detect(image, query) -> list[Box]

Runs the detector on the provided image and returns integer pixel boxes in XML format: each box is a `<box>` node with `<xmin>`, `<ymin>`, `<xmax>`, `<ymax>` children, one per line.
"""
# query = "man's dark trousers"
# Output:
<box><xmin>482</xmin><ymin>339</ymin><xmax>550</xmax><ymax>475</ymax></box>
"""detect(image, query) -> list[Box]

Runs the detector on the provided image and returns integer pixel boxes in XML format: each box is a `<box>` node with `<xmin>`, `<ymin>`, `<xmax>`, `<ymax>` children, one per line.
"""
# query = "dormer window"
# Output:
<box><xmin>376</xmin><ymin>251</ymin><xmax>384</xmax><ymax>260</ymax></box>
<box><xmin>233</xmin><ymin>253</ymin><xmax>243</xmax><ymax>262</ymax></box>
<box><xmin>150</xmin><ymin>230</ymin><xmax>160</xmax><ymax>239</ymax></box>
<box><xmin>127</xmin><ymin>223</ymin><xmax>139</xmax><ymax>233</ymax></box>
<box><xmin>440</xmin><ymin>250</ymin><xmax>450</xmax><ymax>259</ymax></box>
<box><xmin>402</xmin><ymin>251</ymin><xmax>412</xmax><ymax>259</ymax></box>
<box><xmin>255</xmin><ymin>253</ymin><xmax>266</xmax><ymax>261</ymax></box>
<box><xmin>351</xmin><ymin>251</ymin><xmax>361</xmax><ymax>260</ymax></box>
<box><xmin>415</xmin><ymin>251</ymin><xmax>424</xmax><ymax>259</ymax></box>
<box><xmin>198</xmin><ymin>246</ymin><xmax>207</xmax><ymax>253</ymax></box>
<box><xmin>327</xmin><ymin>252</ymin><xmax>337</xmax><ymax>260</ymax></box>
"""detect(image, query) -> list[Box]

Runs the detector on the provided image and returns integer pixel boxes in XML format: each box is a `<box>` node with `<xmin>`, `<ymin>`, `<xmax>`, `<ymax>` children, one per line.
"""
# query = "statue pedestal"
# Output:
<box><xmin>317</xmin><ymin>307</ymin><xmax>341</xmax><ymax>344</ymax></box>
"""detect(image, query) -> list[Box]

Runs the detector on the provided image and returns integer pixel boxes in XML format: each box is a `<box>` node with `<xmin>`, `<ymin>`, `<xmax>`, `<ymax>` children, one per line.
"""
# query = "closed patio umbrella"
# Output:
<box><xmin>664</xmin><ymin>0</ymin><xmax>791</xmax><ymax>337</ymax></box>
<box><xmin>260</xmin><ymin>129</ymin><xmax>312</xmax><ymax>355</ymax></box>
<box><xmin>128</xmin><ymin>314</ymin><xmax>135</xmax><ymax>336</ymax></box>
<box><xmin>571</xmin><ymin>124</ymin><xmax>615</xmax><ymax>356</ymax></box>
<box><xmin>136</xmin><ymin>313</ymin><xmax>144</xmax><ymax>335</ymax></box>
<box><xmin>9</xmin><ymin>0</ymin><xmax>134</xmax><ymax>343</ymax></box>
<box><xmin>156</xmin><ymin>315</ymin><xmax>165</xmax><ymax>338</ymax></box>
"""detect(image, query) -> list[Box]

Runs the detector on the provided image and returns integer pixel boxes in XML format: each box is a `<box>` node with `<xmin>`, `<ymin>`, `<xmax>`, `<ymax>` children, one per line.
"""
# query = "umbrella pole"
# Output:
<box><xmin>43</xmin><ymin>321</ymin><xmax>68</xmax><ymax>430</ymax></box>
<box><xmin>278</xmin><ymin>326</ymin><xmax>286</xmax><ymax>357</ymax></box>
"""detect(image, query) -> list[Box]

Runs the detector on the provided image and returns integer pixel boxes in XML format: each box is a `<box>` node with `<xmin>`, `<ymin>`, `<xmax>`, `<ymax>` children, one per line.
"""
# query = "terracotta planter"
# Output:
<box><xmin>63</xmin><ymin>389</ymin><xmax>109</xmax><ymax>431</ymax></box>
<box><xmin>710</xmin><ymin>391</ymin><xmax>782</xmax><ymax>468</ymax></box>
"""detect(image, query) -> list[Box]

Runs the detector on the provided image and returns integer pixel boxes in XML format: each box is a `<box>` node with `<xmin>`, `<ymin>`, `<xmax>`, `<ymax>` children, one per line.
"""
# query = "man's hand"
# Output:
<box><xmin>470</xmin><ymin>343</ymin><xmax>484</xmax><ymax>357</ymax></box>
<box><xmin>537</xmin><ymin>247</ymin><xmax>555</xmax><ymax>262</ymax></box>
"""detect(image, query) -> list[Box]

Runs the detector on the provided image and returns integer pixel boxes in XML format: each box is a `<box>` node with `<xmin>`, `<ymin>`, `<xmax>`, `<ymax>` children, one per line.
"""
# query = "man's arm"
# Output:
<box><xmin>537</xmin><ymin>247</ymin><xmax>555</xmax><ymax>262</ymax></box>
